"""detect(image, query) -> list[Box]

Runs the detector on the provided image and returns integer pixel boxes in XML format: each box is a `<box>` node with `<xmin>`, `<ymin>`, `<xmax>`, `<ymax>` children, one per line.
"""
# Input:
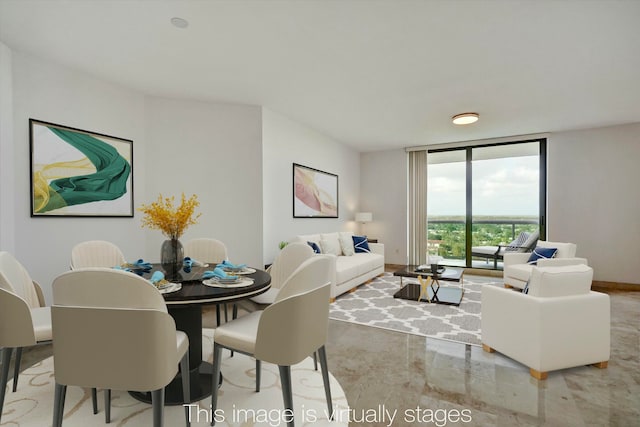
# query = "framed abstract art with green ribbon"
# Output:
<box><xmin>29</xmin><ymin>119</ymin><xmax>133</xmax><ymax>217</ymax></box>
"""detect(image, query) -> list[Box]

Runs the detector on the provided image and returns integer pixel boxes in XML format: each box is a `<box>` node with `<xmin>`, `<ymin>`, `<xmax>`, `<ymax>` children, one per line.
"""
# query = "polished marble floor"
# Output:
<box><xmin>325</xmin><ymin>288</ymin><xmax>640</xmax><ymax>427</ymax></box>
<box><xmin>8</xmin><ymin>285</ymin><xmax>640</xmax><ymax>426</ymax></box>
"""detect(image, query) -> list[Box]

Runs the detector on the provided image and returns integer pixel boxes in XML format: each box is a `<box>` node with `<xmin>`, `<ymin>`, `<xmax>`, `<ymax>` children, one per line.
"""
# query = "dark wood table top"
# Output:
<box><xmin>141</xmin><ymin>264</ymin><xmax>271</xmax><ymax>306</ymax></box>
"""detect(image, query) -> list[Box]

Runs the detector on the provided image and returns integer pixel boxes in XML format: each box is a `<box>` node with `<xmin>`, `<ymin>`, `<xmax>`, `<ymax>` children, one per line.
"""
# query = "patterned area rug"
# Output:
<box><xmin>2</xmin><ymin>329</ymin><xmax>348</xmax><ymax>426</ymax></box>
<box><xmin>330</xmin><ymin>273</ymin><xmax>503</xmax><ymax>346</ymax></box>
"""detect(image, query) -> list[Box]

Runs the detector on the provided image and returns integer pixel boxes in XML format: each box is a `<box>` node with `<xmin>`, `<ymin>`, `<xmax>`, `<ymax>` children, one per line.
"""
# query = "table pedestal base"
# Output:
<box><xmin>129</xmin><ymin>362</ymin><xmax>222</xmax><ymax>405</ymax></box>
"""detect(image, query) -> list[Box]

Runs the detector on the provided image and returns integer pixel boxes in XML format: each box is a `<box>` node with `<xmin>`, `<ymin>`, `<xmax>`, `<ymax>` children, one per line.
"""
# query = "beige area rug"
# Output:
<box><xmin>330</xmin><ymin>273</ymin><xmax>503</xmax><ymax>346</ymax></box>
<box><xmin>2</xmin><ymin>329</ymin><xmax>348</xmax><ymax>426</ymax></box>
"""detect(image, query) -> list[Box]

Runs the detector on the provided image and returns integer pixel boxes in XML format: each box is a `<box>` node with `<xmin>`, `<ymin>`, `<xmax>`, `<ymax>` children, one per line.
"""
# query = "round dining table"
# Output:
<box><xmin>130</xmin><ymin>263</ymin><xmax>271</xmax><ymax>405</ymax></box>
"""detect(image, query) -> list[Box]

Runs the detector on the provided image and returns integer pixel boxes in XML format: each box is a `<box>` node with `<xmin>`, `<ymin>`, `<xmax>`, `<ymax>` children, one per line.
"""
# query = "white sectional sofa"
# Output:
<box><xmin>293</xmin><ymin>232</ymin><xmax>384</xmax><ymax>299</ymax></box>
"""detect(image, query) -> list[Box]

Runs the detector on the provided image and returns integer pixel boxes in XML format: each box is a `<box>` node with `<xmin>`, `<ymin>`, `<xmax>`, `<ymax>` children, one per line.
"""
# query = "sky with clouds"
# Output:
<box><xmin>427</xmin><ymin>155</ymin><xmax>539</xmax><ymax>217</ymax></box>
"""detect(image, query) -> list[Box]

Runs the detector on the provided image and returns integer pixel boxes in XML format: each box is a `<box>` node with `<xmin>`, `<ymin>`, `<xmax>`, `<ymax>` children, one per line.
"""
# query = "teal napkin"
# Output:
<box><xmin>150</xmin><ymin>271</ymin><xmax>165</xmax><ymax>284</ymax></box>
<box><xmin>217</xmin><ymin>260</ymin><xmax>247</xmax><ymax>271</ymax></box>
<box><xmin>203</xmin><ymin>267</ymin><xmax>237</xmax><ymax>280</ymax></box>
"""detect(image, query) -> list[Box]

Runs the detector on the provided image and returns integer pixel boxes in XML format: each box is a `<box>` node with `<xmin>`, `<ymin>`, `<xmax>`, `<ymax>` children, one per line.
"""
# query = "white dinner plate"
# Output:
<box><xmin>202</xmin><ymin>278</ymin><xmax>255</xmax><ymax>288</ymax></box>
<box><xmin>221</xmin><ymin>267</ymin><xmax>256</xmax><ymax>275</ymax></box>
<box><xmin>158</xmin><ymin>282</ymin><xmax>182</xmax><ymax>294</ymax></box>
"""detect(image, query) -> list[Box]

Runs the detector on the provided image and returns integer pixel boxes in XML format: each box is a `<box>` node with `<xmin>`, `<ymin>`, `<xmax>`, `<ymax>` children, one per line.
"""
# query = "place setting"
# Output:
<box><xmin>149</xmin><ymin>270</ymin><xmax>182</xmax><ymax>294</ymax></box>
<box><xmin>201</xmin><ymin>260</ymin><xmax>255</xmax><ymax>288</ymax></box>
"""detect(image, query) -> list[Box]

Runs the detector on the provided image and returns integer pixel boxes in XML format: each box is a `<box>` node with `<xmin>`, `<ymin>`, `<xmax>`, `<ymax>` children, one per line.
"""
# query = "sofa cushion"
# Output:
<box><xmin>507</xmin><ymin>264</ymin><xmax>534</xmax><ymax>282</ymax></box>
<box><xmin>339</xmin><ymin>232</ymin><xmax>355</xmax><ymax>256</ymax></box>
<box><xmin>527</xmin><ymin>264</ymin><xmax>593</xmax><ymax>297</ymax></box>
<box><xmin>320</xmin><ymin>233</ymin><xmax>342</xmax><ymax>256</ymax></box>
<box><xmin>352</xmin><ymin>235</ymin><xmax>370</xmax><ymax>253</ymax></box>
<box><xmin>297</xmin><ymin>234</ymin><xmax>320</xmax><ymax>246</ymax></box>
<box><xmin>334</xmin><ymin>255</ymin><xmax>363</xmax><ymax>284</ymax></box>
<box><xmin>527</xmin><ymin>247</ymin><xmax>558</xmax><ymax>265</ymax></box>
<box><xmin>353</xmin><ymin>253</ymin><xmax>383</xmax><ymax>275</ymax></box>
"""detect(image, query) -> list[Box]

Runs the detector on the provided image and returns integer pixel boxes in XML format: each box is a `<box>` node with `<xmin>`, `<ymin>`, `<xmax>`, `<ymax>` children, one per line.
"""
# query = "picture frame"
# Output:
<box><xmin>293</xmin><ymin>163</ymin><xmax>338</xmax><ymax>218</ymax></box>
<box><xmin>29</xmin><ymin>119</ymin><xmax>134</xmax><ymax>217</ymax></box>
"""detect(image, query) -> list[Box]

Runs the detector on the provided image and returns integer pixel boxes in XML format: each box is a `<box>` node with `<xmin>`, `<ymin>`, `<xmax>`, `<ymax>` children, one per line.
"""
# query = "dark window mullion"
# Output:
<box><xmin>465</xmin><ymin>147</ymin><xmax>473</xmax><ymax>268</ymax></box>
<box><xmin>539</xmin><ymin>139</ymin><xmax>547</xmax><ymax>240</ymax></box>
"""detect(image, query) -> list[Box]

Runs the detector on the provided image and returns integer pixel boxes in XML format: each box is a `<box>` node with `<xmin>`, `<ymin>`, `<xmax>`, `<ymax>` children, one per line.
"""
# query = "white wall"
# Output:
<box><xmin>262</xmin><ymin>108</ymin><xmax>360</xmax><ymax>264</ymax></box>
<box><xmin>10</xmin><ymin>51</ymin><xmax>147</xmax><ymax>302</ymax></box>
<box><xmin>359</xmin><ymin>125</ymin><xmax>640</xmax><ymax>284</ymax></box>
<box><xmin>0</xmin><ymin>42</ymin><xmax>15</xmax><ymax>252</ymax></box>
<box><xmin>547</xmin><ymin>124</ymin><xmax>640</xmax><ymax>284</ymax></box>
<box><xmin>144</xmin><ymin>97</ymin><xmax>263</xmax><ymax>268</ymax></box>
<box><xmin>360</xmin><ymin>149</ymin><xmax>407</xmax><ymax>264</ymax></box>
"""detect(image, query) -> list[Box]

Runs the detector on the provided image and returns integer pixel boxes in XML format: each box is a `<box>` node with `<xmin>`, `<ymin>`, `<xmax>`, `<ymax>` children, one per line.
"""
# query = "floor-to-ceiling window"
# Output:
<box><xmin>427</xmin><ymin>140</ymin><xmax>546</xmax><ymax>269</ymax></box>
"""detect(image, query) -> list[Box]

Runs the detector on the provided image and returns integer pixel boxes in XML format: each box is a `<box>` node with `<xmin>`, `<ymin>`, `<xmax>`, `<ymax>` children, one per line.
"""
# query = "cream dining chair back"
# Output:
<box><xmin>210</xmin><ymin>256</ymin><xmax>334</xmax><ymax>427</ymax></box>
<box><xmin>70</xmin><ymin>240</ymin><xmax>126</xmax><ymax>269</ymax></box>
<box><xmin>184</xmin><ymin>238</ymin><xmax>232</xmax><ymax>326</ymax></box>
<box><xmin>183</xmin><ymin>238</ymin><xmax>228</xmax><ymax>264</ymax></box>
<box><xmin>0</xmin><ymin>251</ymin><xmax>51</xmax><ymax>423</ymax></box>
<box><xmin>250</xmin><ymin>242</ymin><xmax>315</xmax><ymax>307</ymax></box>
<box><xmin>51</xmin><ymin>268</ymin><xmax>190</xmax><ymax>427</ymax></box>
<box><xmin>69</xmin><ymin>239</ymin><xmax>128</xmax><ymax>415</ymax></box>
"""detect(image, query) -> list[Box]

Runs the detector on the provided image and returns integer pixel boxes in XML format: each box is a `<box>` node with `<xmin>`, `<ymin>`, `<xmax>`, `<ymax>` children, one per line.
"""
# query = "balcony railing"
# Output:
<box><xmin>427</xmin><ymin>218</ymin><xmax>538</xmax><ymax>266</ymax></box>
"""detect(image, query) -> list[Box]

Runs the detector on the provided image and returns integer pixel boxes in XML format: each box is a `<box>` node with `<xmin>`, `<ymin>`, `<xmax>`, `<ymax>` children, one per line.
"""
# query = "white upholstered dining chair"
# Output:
<box><xmin>183</xmin><ymin>238</ymin><xmax>228</xmax><ymax>266</ymax></box>
<box><xmin>70</xmin><ymin>240</ymin><xmax>126</xmax><ymax>269</ymax></box>
<box><xmin>210</xmin><ymin>256</ymin><xmax>334</xmax><ymax>427</ymax></box>
<box><xmin>69</xmin><ymin>239</ymin><xmax>129</xmax><ymax>414</ymax></box>
<box><xmin>51</xmin><ymin>268</ymin><xmax>190</xmax><ymax>427</ymax></box>
<box><xmin>0</xmin><ymin>251</ymin><xmax>50</xmax><ymax>424</ymax></box>
<box><xmin>249</xmin><ymin>242</ymin><xmax>315</xmax><ymax>307</ymax></box>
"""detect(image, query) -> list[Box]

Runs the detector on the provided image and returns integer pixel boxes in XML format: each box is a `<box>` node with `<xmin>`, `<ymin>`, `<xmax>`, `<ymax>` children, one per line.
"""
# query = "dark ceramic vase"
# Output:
<box><xmin>161</xmin><ymin>238</ymin><xmax>184</xmax><ymax>281</ymax></box>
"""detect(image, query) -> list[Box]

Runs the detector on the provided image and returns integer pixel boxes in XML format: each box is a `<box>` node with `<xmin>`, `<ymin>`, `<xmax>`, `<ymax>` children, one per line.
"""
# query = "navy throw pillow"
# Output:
<box><xmin>307</xmin><ymin>241</ymin><xmax>321</xmax><ymax>254</ymax></box>
<box><xmin>527</xmin><ymin>247</ymin><xmax>558</xmax><ymax>265</ymax></box>
<box><xmin>352</xmin><ymin>235</ymin><xmax>370</xmax><ymax>253</ymax></box>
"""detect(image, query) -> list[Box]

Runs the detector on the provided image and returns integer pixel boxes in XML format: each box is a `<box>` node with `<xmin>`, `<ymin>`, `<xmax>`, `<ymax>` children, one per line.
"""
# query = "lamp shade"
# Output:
<box><xmin>355</xmin><ymin>212</ymin><xmax>373</xmax><ymax>223</ymax></box>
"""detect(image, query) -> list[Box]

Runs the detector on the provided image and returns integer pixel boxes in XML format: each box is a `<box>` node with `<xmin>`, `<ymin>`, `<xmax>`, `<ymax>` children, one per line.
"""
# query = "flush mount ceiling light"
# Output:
<box><xmin>170</xmin><ymin>17</ymin><xmax>189</xmax><ymax>29</ymax></box>
<box><xmin>452</xmin><ymin>112</ymin><xmax>479</xmax><ymax>125</ymax></box>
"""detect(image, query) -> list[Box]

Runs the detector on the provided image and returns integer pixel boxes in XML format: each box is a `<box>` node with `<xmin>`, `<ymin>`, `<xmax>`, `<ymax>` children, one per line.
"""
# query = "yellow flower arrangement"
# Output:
<box><xmin>139</xmin><ymin>193</ymin><xmax>201</xmax><ymax>240</ymax></box>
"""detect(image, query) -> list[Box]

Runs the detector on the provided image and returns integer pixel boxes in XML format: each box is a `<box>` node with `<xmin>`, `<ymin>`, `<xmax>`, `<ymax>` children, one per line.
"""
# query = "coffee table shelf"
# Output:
<box><xmin>393</xmin><ymin>265</ymin><xmax>465</xmax><ymax>306</ymax></box>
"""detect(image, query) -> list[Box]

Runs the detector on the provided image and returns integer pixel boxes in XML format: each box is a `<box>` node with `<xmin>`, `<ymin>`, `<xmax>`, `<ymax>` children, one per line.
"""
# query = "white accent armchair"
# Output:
<box><xmin>503</xmin><ymin>240</ymin><xmax>587</xmax><ymax>289</ymax></box>
<box><xmin>482</xmin><ymin>264</ymin><xmax>610</xmax><ymax>380</ymax></box>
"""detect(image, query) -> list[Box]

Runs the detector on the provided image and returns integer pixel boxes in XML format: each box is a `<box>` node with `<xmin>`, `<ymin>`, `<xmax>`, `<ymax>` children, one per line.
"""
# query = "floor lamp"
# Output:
<box><xmin>355</xmin><ymin>212</ymin><xmax>373</xmax><ymax>237</ymax></box>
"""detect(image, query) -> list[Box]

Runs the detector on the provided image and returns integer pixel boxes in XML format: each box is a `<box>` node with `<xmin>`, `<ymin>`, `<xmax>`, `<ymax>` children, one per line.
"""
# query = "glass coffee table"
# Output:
<box><xmin>393</xmin><ymin>265</ymin><xmax>464</xmax><ymax>306</ymax></box>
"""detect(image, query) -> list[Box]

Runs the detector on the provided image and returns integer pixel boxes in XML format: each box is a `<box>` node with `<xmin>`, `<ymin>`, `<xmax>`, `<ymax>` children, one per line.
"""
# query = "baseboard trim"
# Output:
<box><xmin>592</xmin><ymin>280</ymin><xmax>640</xmax><ymax>291</ymax></box>
<box><xmin>385</xmin><ymin>263</ymin><xmax>406</xmax><ymax>272</ymax></box>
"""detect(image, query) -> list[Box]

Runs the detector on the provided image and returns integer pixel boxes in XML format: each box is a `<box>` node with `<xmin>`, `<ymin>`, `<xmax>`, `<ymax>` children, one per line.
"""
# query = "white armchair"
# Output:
<box><xmin>503</xmin><ymin>240</ymin><xmax>587</xmax><ymax>289</ymax></box>
<box><xmin>482</xmin><ymin>264</ymin><xmax>610</xmax><ymax>380</ymax></box>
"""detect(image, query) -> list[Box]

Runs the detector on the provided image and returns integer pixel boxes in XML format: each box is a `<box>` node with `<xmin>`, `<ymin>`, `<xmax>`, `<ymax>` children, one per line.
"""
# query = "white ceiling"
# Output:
<box><xmin>1</xmin><ymin>0</ymin><xmax>639</xmax><ymax>152</ymax></box>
